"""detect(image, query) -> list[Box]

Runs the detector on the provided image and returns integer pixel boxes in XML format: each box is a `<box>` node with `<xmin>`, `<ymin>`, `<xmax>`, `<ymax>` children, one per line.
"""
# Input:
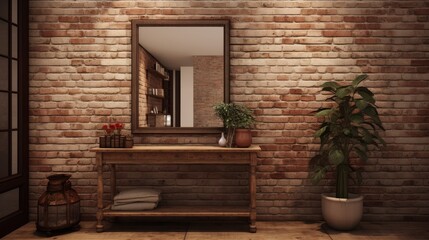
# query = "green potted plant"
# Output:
<box><xmin>213</xmin><ymin>103</ymin><xmax>255</xmax><ymax>148</ymax></box>
<box><xmin>309</xmin><ymin>74</ymin><xmax>385</xmax><ymax>230</ymax></box>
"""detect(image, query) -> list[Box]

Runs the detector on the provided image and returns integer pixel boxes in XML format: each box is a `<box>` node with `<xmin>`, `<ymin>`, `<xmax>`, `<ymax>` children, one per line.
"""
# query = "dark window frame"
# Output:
<box><xmin>0</xmin><ymin>0</ymin><xmax>29</xmax><ymax>237</ymax></box>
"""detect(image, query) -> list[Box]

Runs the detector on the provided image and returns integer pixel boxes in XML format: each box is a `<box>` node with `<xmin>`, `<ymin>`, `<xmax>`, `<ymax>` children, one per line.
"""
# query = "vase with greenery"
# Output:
<box><xmin>213</xmin><ymin>103</ymin><xmax>255</xmax><ymax>147</ymax></box>
<box><xmin>309</xmin><ymin>74</ymin><xmax>386</xmax><ymax>229</ymax></box>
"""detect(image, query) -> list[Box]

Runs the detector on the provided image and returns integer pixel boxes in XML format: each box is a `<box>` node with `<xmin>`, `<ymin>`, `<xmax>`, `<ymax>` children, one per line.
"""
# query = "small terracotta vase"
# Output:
<box><xmin>234</xmin><ymin>129</ymin><xmax>252</xmax><ymax>148</ymax></box>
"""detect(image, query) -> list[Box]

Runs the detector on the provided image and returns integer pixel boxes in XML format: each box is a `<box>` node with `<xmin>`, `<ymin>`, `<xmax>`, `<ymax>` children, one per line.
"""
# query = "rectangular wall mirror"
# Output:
<box><xmin>131</xmin><ymin>19</ymin><xmax>230</xmax><ymax>134</ymax></box>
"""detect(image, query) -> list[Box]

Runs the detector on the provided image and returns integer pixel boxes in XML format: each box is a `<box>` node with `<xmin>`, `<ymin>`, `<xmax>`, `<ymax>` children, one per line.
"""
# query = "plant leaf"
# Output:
<box><xmin>355</xmin><ymin>99</ymin><xmax>368</xmax><ymax>110</ymax></box>
<box><xmin>321</xmin><ymin>81</ymin><xmax>340</xmax><ymax>92</ymax></box>
<box><xmin>363</xmin><ymin>105</ymin><xmax>378</xmax><ymax>117</ymax></box>
<box><xmin>314</xmin><ymin>126</ymin><xmax>327</xmax><ymax>137</ymax></box>
<box><xmin>356</xmin><ymin>86</ymin><xmax>374</xmax><ymax>96</ymax></box>
<box><xmin>354</xmin><ymin>147</ymin><xmax>368</xmax><ymax>162</ymax></box>
<box><xmin>336</xmin><ymin>86</ymin><xmax>354</xmax><ymax>98</ymax></box>
<box><xmin>361</xmin><ymin>128</ymin><xmax>376</xmax><ymax>145</ymax></box>
<box><xmin>351</xmin><ymin>114</ymin><xmax>364</xmax><ymax>123</ymax></box>
<box><xmin>363</xmin><ymin>106</ymin><xmax>384</xmax><ymax>129</ymax></box>
<box><xmin>358</xmin><ymin>92</ymin><xmax>375</xmax><ymax>104</ymax></box>
<box><xmin>315</xmin><ymin>109</ymin><xmax>332</xmax><ymax>117</ymax></box>
<box><xmin>329</xmin><ymin>109</ymin><xmax>340</xmax><ymax>122</ymax></box>
<box><xmin>352</xmin><ymin>74</ymin><xmax>368</xmax><ymax>87</ymax></box>
<box><xmin>325</xmin><ymin>96</ymin><xmax>337</xmax><ymax>102</ymax></box>
<box><xmin>320</xmin><ymin>131</ymin><xmax>330</xmax><ymax>145</ymax></box>
<box><xmin>362</xmin><ymin>121</ymin><xmax>376</xmax><ymax>130</ymax></box>
<box><xmin>374</xmin><ymin>131</ymin><xmax>387</xmax><ymax>147</ymax></box>
<box><xmin>356</xmin><ymin>87</ymin><xmax>375</xmax><ymax>104</ymax></box>
<box><xmin>329</xmin><ymin>149</ymin><xmax>344</xmax><ymax>166</ymax></box>
<box><xmin>310</xmin><ymin>166</ymin><xmax>328</xmax><ymax>184</ymax></box>
<box><xmin>374</xmin><ymin>122</ymin><xmax>385</xmax><ymax>131</ymax></box>
<box><xmin>309</xmin><ymin>154</ymin><xmax>329</xmax><ymax>184</ymax></box>
<box><xmin>343</xmin><ymin>128</ymin><xmax>351</xmax><ymax>136</ymax></box>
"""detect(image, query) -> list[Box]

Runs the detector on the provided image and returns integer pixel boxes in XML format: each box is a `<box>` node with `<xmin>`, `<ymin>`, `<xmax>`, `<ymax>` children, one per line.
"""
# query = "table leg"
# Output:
<box><xmin>110</xmin><ymin>164</ymin><xmax>116</xmax><ymax>201</ymax></box>
<box><xmin>96</xmin><ymin>153</ymin><xmax>104</xmax><ymax>232</ymax></box>
<box><xmin>109</xmin><ymin>164</ymin><xmax>118</xmax><ymax>223</ymax></box>
<box><xmin>249</xmin><ymin>152</ymin><xmax>257</xmax><ymax>233</ymax></box>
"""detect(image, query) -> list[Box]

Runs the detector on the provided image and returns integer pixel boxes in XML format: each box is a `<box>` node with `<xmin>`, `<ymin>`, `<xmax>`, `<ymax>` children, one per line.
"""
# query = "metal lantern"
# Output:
<box><xmin>37</xmin><ymin>174</ymin><xmax>80</xmax><ymax>234</ymax></box>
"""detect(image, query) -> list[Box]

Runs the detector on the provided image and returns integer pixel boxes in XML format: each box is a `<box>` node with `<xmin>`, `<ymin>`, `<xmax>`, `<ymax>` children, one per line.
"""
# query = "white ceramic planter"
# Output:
<box><xmin>321</xmin><ymin>193</ymin><xmax>363</xmax><ymax>231</ymax></box>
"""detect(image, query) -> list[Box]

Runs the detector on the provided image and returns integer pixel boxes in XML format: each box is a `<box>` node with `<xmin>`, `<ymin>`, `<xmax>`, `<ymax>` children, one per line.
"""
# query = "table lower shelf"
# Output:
<box><xmin>102</xmin><ymin>205</ymin><xmax>251</xmax><ymax>218</ymax></box>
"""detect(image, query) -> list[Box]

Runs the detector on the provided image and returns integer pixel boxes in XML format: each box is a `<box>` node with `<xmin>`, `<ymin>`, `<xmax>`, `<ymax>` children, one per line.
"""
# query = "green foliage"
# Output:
<box><xmin>309</xmin><ymin>74</ymin><xmax>385</xmax><ymax>198</ymax></box>
<box><xmin>213</xmin><ymin>103</ymin><xmax>255</xmax><ymax>129</ymax></box>
<box><xmin>213</xmin><ymin>103</ymin><xmax>255</xmax><ymax>147</ymax></box>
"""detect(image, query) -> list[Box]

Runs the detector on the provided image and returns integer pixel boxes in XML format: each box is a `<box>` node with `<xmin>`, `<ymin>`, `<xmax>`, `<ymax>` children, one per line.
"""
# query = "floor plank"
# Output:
<box><xmin>324</xmin><ymin>222</ymin><xmax>429</xmax><ymax>240</ymax></box>
<box><xmin>4</xmin><ymin>221</ymin><xmax>188</xmax><ymax>240</ymax></box>
<box><xmin>186</xmin><ymin>222</ymin><xmax>331</xmax><ymax>240</ymax></box>
<box><xmin>3</xmin><ymin>221</ymin><xmax>429</xmax><ymax>240</ymax></box>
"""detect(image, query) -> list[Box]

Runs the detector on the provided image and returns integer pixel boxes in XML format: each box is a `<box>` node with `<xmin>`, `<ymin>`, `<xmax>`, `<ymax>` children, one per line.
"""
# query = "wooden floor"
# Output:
<box><xmin>4</xmin><ymin>221</ymin><xmax>429</xmax><ymax>240</ymax></box>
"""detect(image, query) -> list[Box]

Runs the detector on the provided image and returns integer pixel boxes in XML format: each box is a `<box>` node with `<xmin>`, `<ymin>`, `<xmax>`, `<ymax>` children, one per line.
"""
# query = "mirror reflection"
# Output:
<box><xmin>137</xmin><ymin>26</ymin><xmax>225</xmax><ymax>128</ymax></box>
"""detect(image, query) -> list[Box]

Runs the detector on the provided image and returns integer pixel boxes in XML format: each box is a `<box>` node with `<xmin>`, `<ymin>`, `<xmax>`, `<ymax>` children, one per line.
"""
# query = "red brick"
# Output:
<box><xmin>411</xmin><ymin>60</ymin><xmax>429</xmax><ymax>66</ymax></box>
<box><xmin>322</xmin><ymin>30</ymin><xmax>352</xmax><ymax>37</ymax></box>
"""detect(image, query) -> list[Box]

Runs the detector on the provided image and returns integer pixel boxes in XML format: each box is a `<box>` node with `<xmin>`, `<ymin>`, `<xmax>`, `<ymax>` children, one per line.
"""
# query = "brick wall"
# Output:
<box><xmin>193</xmin><ymin>56</ymin><xmax>224</xmax><ymax>127</ymax></box>
<box><xmin>29</xmin><ymin>1</ymin><xmax>429</xmax><ymax>221</ymax></box>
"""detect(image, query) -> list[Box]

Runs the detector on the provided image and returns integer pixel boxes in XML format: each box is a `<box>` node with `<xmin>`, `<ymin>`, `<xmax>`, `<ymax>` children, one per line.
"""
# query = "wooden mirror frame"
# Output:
<box><xmin>131</xmin><ymin>19</ymin><xmax>230</xmax><ymax>134</ymax></box>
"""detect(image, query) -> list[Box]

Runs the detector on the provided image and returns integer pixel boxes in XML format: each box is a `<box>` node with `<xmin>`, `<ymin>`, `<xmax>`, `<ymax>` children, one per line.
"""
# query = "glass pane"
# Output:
<box><xmin>0</xmin><ymin>188</ymin><xmax>19</xmax><ymax>218</ymax></box>
<box><xmin>12</xmin><ymin>130</ymin><xmax>17</xmax><ymax>174</ymax></box>
<box><xmin>0</xmin><ymin>0</ymin><xmax>7</xmax><ymax>21</ymax></box>
<box><xmin>0</xmin><ymin>131</ymin><xmax>8</xmax><ymax>178</ymax></box>
<box><xmin>12</xmin><ymin>0</ymin><xmax>17</xmax><ymax>24</ymax></box>
<box><xmin>12</xmin><ymin>93</ymin><xmax>17</xmax><ymax>128</ymax></box>
<box><xmin>12</xmin><ymin>59</ymin><xmax>17</xmax><ymax>91</ymax></box>
<box><xmin>12</xmin><ymin>25</ymin><xmax>17</xmax><ymax>59</ymax></box>
<box><xmin>0</xmin><ymin>92</ymin><xmax>8</xmax><ymax>129</ymax></box>
<box><xmin>0</xmin><ymin>56</ymin><xmax>8</xmax><ymax>91</ymax></box>
<box><xmin>0</xmin><ymin>21</ymin><xmax>8</xmax><ymax>57</ymax></box>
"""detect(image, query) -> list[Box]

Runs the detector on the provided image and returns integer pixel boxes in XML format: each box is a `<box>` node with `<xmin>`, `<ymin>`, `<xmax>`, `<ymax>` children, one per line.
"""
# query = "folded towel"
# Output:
<box><xmin>114</xmin><ymin>188</ymin><xmax>161</xmax><ymax>202</ymax></box>
<box><xmin>115</xmin><ymin>196</ymin><xmax>160</xmax><ymax>205</ymax></box>
<box><xmin>111</xmin><ymin>202</ymin><xmax>158</xmax><ymax>211</ymax></box>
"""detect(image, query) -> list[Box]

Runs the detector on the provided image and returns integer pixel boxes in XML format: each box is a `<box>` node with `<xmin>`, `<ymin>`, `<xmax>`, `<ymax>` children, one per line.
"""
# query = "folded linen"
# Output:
<box><xmin>114</xmin><ymin>188</ymin><xmax>161</xmax><ymax>202</ymax></box>
<box><xmin>115</xmin><ymin>196</ymin><xmax>160</xmax><ymax>204</ymax></box>
<box><xmin>111</xmin><ymin>202</ymin><xmax>158</xmax><ymax>211</ymax></box>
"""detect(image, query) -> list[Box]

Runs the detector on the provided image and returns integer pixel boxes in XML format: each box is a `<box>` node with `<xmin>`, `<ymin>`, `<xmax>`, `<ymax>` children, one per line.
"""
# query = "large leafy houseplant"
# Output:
<box><xmin>310</xmin><ymin>74</ymin><xmax>385</xmax><ymax>199</ymax></box>
<box><xmin>213</xmin><ymin>103</ymin><xmax>255</xmax><ymax>147</ymax></box>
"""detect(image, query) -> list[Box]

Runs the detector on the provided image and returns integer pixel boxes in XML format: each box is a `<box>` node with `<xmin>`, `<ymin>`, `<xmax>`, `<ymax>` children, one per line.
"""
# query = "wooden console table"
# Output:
<box><xmin>90</xmin><ymin>145</ymin><xmax>261</xmax><ymax>233</ymax></box>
